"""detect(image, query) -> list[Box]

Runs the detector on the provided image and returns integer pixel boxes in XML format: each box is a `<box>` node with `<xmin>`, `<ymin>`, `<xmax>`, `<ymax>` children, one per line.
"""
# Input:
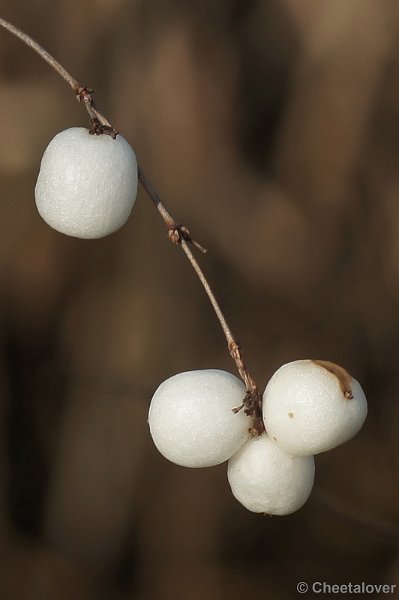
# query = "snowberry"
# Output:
<box><xmin>228</xmin><ymin>434</ymin><xmax>315</xmax><ymax>514</ymax></box>
<box><xmin>148</xmin><ymin>370</ymin><xmax>251</xmax><ymax>468</ymax></box>
<box><xmin>262</xmin><ymin>359</ymin><xmax>367</xmax><ymax>456</ymax></box>
<box><xmin>35</xmin><ymin>127</ymin><xmax>138</xmax><ymax>238</ymax></box>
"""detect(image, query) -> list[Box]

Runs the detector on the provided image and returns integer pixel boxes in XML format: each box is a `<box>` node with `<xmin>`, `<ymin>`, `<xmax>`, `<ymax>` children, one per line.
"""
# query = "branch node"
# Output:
<box><xmin>228</xmin><ymin>340</ymin><xmax>242</xmax><ymax>361</ymax></box>
<box><xmin>76</xmin><ymin>85</ymin><xmax>94</xmax><ymax>102</ymax></box>
<box><xmin>89</xmin><ymin>118</ymin><xmax>118</xmax><ymax>138</ymax></box>
<box><xmin>168</xmin><ymin>228</ymin><xmax>181</xmax><ymax>245</ymax></box>
<box><xmin>168</xmin><ymin>225</ymin><xmax>207</xmax><ymax>253</ymax></box>
<box><xmin>249</xmin><ymin>419</ymin><xmax>266</xmax><ymax>437</ymax></box>
<box><xmin>76</xmin><ymin>86</ymin><xmax>118</xmax><ymax>138</ymax></box>
<box><xmin>242</xmin><ymin>389</ymin><xmax>265</xmax><ymax>437</ymax></box>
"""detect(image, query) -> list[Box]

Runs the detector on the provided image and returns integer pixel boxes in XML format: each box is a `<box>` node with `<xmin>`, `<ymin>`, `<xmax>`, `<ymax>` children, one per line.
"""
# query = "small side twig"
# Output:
<box><xmin>0</xmin><ymin>16</ymin><xmax>264</xmax><ymax>433</ymax></box>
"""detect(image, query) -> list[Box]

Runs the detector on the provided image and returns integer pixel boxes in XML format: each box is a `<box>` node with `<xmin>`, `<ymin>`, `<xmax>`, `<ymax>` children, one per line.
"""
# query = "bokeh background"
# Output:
<box><xmin>0</xmin><ymin>0</ymin><xmax>398</xmax><ymax>598</ymax></box>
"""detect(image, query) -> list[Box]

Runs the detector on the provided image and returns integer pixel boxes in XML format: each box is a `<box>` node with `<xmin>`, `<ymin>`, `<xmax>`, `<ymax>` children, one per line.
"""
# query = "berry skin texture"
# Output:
<box><xmin>262</xmin><ymin>359</ymin><xmax>368</xmax><ymax>456</ymax></box>
<box><xmin>35</xmin><ymin>127</ymin><xmax>138</xmax><ymax>239</ymax></box>
<box><xmin>227</xmin><ymin>434</ymin><xmax>315</xmax><ymax>515</ymax></box>
<box><xmin>148</xmin><ymin>370</ymin><xmax>250</xmax><ymax>468</ymax></box>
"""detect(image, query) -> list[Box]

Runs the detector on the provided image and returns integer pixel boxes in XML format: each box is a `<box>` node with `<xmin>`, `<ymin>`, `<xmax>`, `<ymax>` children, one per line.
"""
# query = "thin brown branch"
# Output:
<box><xmin>180</xmin><ymin>239</ymin><xmax>235</xmax><ymax>345</ymax></box>
<box><xmin>180</xmin><ymin>239</ymin><xmax>264</xmax><ymax>432</ymax></box>
<box><xmin>0</xmin><ymin>17</ymin><xmax>79</xmax><ymax>91</ymax></box>
<box><xmin>0</xmin><ymin>18</ymin><xmax>117</xmax><ymax>136</ymax></box>
<box><xmin>0</xmin><ymin>16</ymin><xmax>264</xmax><ymax>431</ymax></box>
<box><xmin>138</xmin><ymin>163</ymin><xmax>261</xmax><ymax>425</ymax></box>
<box><xmin>138</xmin><ymin>167</ymin><xmax>207</xmax><ymax>252</ymax></box>
<box><xmin>137</xmin><ymin>166</ymin><xmax>177</xmax><ymax>231</ymax></box>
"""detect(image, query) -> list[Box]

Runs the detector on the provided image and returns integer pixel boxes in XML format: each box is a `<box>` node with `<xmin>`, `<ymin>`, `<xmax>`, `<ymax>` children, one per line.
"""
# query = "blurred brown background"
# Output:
<box><xmin>0</xmin><ymin>0</ymin><xmax>398</xmax><ymax>598</ymax></box>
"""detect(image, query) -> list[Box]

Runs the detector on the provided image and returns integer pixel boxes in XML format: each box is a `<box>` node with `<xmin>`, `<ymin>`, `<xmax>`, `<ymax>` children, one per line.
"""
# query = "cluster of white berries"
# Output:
<box><xmin>34</xmin><ymin>128</ymin><xmax>368</xmax><ymax>516</ymax></box>
<box><xmin>35</xmin><ymin>127</ymin><xmax>138</xmax><ymax>238</ymax></box>
<box><xmin>148</xmin><ymin>360</ymin><xmax>367</xmax><ymax>515</ymax></box>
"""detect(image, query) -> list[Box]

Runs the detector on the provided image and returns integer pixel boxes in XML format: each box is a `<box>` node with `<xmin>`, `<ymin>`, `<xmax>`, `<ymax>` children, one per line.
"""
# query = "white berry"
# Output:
<box><xmin>148</xmin><ymin>370</ymin><xmax>250</xmax><ymax>468</ymax></box>
<box><xmin>228</xmin><ymin>434</ymin><xmax>315</xmax><ymax>514</ymax></box>
<box><xmin>35</xmin><ymin>127</ymin><xmax>138</xmax><ymax>238</ymax></box>
<box><xmin>262</xmin><ymin>359</ymin><xmax>367</xmax><ymax>456</ymax></box>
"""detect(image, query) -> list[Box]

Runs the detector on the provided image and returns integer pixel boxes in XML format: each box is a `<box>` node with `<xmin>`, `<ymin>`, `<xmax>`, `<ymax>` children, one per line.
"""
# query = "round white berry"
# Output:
<box><xmin>262</xmin><ymin>359</ymin><xmax>367</xmax><ymax>456</ymax></box>
<box><xmin>227</xmin><ymin>434</ymin><xmax>315</xmax><ymax>514</ymax></box>
<box><xmin>148</xmin><ymin>370</ymin><xmax>250</xmax><ymax>468</ymax></box>
<box><xmin>35</xmin><ymin>127</ymin><xmax>138</xmax><ymax>238</ymax></box>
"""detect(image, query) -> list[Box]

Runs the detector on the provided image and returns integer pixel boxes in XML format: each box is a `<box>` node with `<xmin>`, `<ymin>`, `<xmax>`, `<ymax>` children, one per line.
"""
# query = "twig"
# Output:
<box><xmin>0</xmin><ymin>17</ymin><xmax>79</xmax><ymax>91</ymax></box>
<box><xmin>180</xmin><ymin>239</ymin><xmax>264</xmax><ymax>432</ymax></box>
<box><xmin>138</xmin><ymin>167</ymin><xmax>207</xmax><ymax>253</ymax></box>
<box><xmin>0</xmin><ymin>17</ymin><xmax>264</xmax><ymax>432</ymax></box>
